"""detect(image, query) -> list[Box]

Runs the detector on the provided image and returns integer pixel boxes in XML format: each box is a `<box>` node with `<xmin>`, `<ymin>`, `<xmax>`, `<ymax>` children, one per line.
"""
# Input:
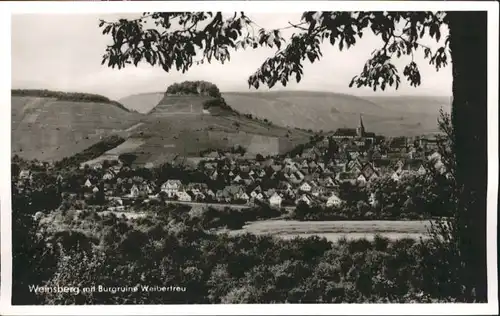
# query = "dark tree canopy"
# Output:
<box><xmin>166</xmin><ymin>80</ymin><xmax>221</xmax><ymax>98</ymax></box>
<box><xmin>99</xmin><ymin>12</ymin><xmax>448</xmax><ymax>92</ymax></box>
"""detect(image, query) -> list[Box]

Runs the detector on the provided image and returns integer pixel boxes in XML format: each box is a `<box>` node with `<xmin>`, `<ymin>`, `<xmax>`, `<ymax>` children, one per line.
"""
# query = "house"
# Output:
<box><xmin>19</xmin><ymin>169</ymin><xmax>32</xmax><ymax>180</ymax></box>
<box><xmin>250</xmin><ymin>185</ymin><xmax>262</xmax><ymax>198</ymax></box>
<box><xmin>361</xmin><ymin>163</ymin><xmax>376</xmax><ymax>179</ymax></box>
<box><xmin>299</xmin><ymin>182</ymin><xmax>312</xmax><ymax>192</ymax></box>
<box><xmin>175</xmin><ymin>191</ymin><xmax>192</xmax><ymax>202</ymax></box>
<box><xmin>323</xmin><ymin>176</ymin><xmax>337</xmax><ymax>188</ymax></box>
<box><xmin>161</xmin><ymin>180</ymin><xmax>183</xmax><ymax>198</ymax></box>
<box><xmin>111</xmin><ymin>164</ymin><xmax>122</xmax><ymax>173</ymax></box>
<box><xmin>129</xmin><ymin>184</ymin><xmax>140</xmax><ymax>198</ymax></box>
<box><xmin>369</xmin><ymin>171</ymin><xmax>380</xmax><ymax>181</ymax></box>
<box><xmin>369</xmin><ymin>192</ymin><xmax>378</xmax><ymax>207</ymax></box>
<box><xmin>269</xmin><ymin>192</ymin><xmax>283</xmax><ymax>208</ymax></box>
<box><xmin>332</xmin><ymin>128</ymin><xmax>358</xmax><ymax>139</ymax></box>
<box><xmin>92</xmin><ymin>186</ymin><xmax>100</xmax><ymax>193</ymax></box>
<box><xmin>338</xmin><ymin>172</ymin><xmax>356</xmax><ymax>183</ymax></box>
<box><xmin>206</xmin><ymin>189</ymin><xmax>216</xmax><ymax>198</ymax></box>
<box><xmin>311</xmin><ymin>186</ymin><xmax>324</xmax><ymax>197</ymax></box>
<box><xmin>190</xmin><ymin>190</ymin><xmax>206</xmax><ymax>201</ymax></box>
<box><xmin>215</xmin><ymin>190</ymin><xmax>229</xmax><ymax>202</ymax></box>
<box><xmin>232</xmin><ymin>175</ymin><xmax>242</xmax><ymax>183</ymax></box>
<box><xmin>395</xmin><ymin>160</ymin><xmax>405</xmax><ymax>171</ymax></box>
<box><xmin>143</xmin><ymin>183</ymin><xmax>154</xmax><ymax>195</ymax></box>
<box><xmin>350</xmin><ymin>165</ymin><xmax>362</xmax><ymax>175</ymax></box>
<box><xmin>239</xmin><ymin>192</ymin><xmax>250</xmax><ymax>202</ymax></box>
<box><xmin>417</xmin><ymin>164</ymin><xmax>427</xmax><ymax>175</ymax></box>
<box><xmin>84</xmin><ymin>179</ymin><xmax>93</xmax><ymax>188</ymax></box>
<box><xmin>103</xmin><ymin>171</ymin><xmax>115</xmax><ymax>181</ymax></box>
<box><xmin>186</xmin><ymin>183</ymin><xmax>209</xmax><ymax>193</ymax></box>
<box><xmin>326</xmin><ymin>193</ymin><xmax>342</xmax><ymax>207</ymax></box>
<box><xmin>357</xmin><ymin>174</ymin><xmax>367</xmax><ymax>184</ymax></box>
<box><xmin>298</xmin><ymin>159</ymin><xmax>308</xmax><ymax>168</ymax></box>
<box><xmin>222</xmin><ymin>185</ymin><xmax>245</xmax><ymax>201</ymax></box>
<box><xmin>296</xmin><ymin>194</ymin><xmax>312</xmax><ymax>206</ymax></box>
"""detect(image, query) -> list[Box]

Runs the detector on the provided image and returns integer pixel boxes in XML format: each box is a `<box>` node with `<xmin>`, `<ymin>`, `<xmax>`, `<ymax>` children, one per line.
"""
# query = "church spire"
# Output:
<box><xmin>357</xmin><ymin>113</ymin><xmax>365</xmax><ymax>137</ymax></box>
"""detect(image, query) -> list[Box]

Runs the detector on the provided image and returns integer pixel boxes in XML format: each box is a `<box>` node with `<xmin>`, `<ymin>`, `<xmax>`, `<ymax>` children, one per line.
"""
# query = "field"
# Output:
<box><xmin>226</xmin><ymin>219</ymin><xmax>431</xmax><ymax>241</ymax></box>
<box><xmin>11</xmin><ymin>96</ymin><xmax>140</xmax><ymax>161</ymax></box>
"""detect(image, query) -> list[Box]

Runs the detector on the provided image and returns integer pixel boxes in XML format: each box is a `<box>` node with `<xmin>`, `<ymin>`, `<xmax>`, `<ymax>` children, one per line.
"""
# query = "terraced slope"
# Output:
<box><xmin>123</xmin><ymin>107</ymin><xmax>312</xmax><ymax>167</ymax></box>
<box><xmin>11</xmin><ymin>96</ymin><xmax>141</xmax><ymax>161</ymax></box>
<box><xmin>120</xmin><ymin>91</ymin><xmax>451</xmax><ymax>136</ymax></box>
<box><xmin>149</xmin><ymin>95</ymin><xmax>215</xmax><ymax>116</ymax></box>
<box><xmin>223</xmin><ymin>91</ymin><xmax>451</xmax><ymax>136</ymax></box>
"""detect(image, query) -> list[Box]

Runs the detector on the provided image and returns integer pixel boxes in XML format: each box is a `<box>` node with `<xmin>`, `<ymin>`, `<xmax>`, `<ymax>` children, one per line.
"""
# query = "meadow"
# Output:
<box><xmin>217</xmin><ymin>219</ymin><xmax>432</xmax><ymax>242</ymax></box>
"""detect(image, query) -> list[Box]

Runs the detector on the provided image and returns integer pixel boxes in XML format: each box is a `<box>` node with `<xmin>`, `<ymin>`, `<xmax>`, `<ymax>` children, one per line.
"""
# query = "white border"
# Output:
<box><xmin>0</xmin><ymin>1</ymin><xmax>498</xmax><ymax>315</ymax></box>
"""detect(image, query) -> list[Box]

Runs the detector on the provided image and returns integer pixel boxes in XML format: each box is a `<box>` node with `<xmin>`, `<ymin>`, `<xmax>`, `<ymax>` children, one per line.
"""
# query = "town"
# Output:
<box><xmin>13</xmin><ymin>115</ymin><xmax>444</xmax><ymax>215</ymax></box>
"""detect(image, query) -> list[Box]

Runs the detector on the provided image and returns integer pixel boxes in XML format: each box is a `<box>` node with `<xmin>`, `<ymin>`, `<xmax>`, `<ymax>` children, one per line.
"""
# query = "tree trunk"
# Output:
<box><xmin>448</xmin><ymin>11</ymin><xmax>488</xmax><ymax>302</ymax></box>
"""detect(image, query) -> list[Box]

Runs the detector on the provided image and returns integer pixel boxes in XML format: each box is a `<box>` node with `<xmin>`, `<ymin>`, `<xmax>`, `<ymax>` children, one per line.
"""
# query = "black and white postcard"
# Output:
<box><xmin>0</xmin><ymin>1</ymin><xmax>498</xmax><ymax>315</ymax></box>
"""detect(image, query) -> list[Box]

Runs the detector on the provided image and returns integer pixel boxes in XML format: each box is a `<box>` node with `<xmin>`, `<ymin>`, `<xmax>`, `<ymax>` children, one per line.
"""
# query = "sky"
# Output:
<box><xmin>11</xmin><ymin>13</ymin><xmax>452</xmax><ymax>100</ymax></box>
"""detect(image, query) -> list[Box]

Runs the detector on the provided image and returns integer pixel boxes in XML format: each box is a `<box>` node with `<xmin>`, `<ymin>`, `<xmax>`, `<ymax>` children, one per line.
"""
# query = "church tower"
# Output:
<box><xmin>356</xmin><ymin>114</ymin><xmax>365</xmax><ymax>137</ymax></box>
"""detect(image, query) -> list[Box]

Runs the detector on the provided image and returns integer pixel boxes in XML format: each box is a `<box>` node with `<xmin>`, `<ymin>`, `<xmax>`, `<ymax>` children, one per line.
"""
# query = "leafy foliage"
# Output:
<box><xmin>166</xmin><ymin>80</ymin><xmax>221</xmax><ymax>98</ymax></box>
<box><xmin>23</xmin><ymin>205</ymin><xmax>462</xmax><ymax>304</ymax></box>
<box><xmin>99</xmin><ymin>12</ymin><xmax>449</xmax><ymax>91</ymax></box>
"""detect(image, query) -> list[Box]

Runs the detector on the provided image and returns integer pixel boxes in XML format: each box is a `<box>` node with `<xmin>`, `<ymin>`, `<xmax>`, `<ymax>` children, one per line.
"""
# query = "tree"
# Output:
<box><xmin>99</xmin><ymin>11</ymin><xmax>488</xmax><ymax>301</ymax></box>
<box><xmin>118</xmin><ymin>153</ymin><xmax>137</xmax><ymax>167</ymax></box>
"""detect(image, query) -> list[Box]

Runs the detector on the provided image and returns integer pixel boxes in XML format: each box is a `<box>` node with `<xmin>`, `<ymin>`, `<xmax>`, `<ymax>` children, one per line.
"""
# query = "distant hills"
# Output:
<box><xmin>12</xmin><ymin>87</ymin><xmax>450</xmax><ymax>166</ymax></box>
<box><xmin>120</xmin><ymin>91</ymin><xmax>451</xmax><ymax>137</ymax></box>
<box><xmin>118</xmin><ymin>92</ymin><xmax>165</xmax><ymax>114</ymax></box>
<box><xmin>11</xmin><ymin>89</ymin><xmax>312</xmax><ymax>165</ymax></box>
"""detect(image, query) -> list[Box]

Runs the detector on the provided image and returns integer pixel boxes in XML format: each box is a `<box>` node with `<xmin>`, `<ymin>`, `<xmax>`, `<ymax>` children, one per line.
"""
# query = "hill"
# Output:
<box><xmin>223</xmin><ymin>91</ymin><xmax>451</xmax><ymax>137</ymax></box>
<box><xmin>84</xmin><ymin>95</ymin><xmax>313</xmax><ymax>168</ymax></box>
<box><xmin>11</xmin><ymin>90</ymin><xmax>141</xmax><ymax>161</ymax></box>
<box><xmin>120</xmin><ymin>91</ymin><xmax>451</xmax><ymax>136</ymax></box>
<box><xmin>118</xmin><ymin>92</ymin><xmax>164</xmax><ymax>114</ymax></box>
